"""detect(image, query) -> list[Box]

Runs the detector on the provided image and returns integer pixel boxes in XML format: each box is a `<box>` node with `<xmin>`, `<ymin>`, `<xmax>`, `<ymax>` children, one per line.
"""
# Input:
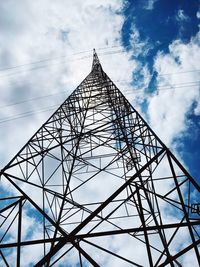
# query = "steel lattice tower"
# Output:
<box><xmin>0</xmin><ymin>50</ymin><xmax>200</xmax><ymax>266</ymax></box>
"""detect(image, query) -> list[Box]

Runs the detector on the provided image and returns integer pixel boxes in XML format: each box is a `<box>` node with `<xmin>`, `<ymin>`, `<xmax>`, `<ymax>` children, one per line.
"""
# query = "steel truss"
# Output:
<box><xmin>0</xmin><ymin>50</ymin><xmax>199</xmax><ymax>266</ymax></box>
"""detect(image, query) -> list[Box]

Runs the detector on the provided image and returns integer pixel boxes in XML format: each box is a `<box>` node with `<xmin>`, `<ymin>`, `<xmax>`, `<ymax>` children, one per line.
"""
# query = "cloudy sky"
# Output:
<box><xmin>0</xmin><ymin>0</ymin><xmax>199</xmax><ymax>265</ymax></box>
<box><xmin>0</xmin><ymin>0</ymin><xmax>199</xmax><ymax>182</ymax></box>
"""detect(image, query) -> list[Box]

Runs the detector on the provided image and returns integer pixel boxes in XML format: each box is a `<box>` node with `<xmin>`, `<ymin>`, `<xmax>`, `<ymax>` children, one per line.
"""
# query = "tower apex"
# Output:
<box><xmin>92</xmin><ymin>48</ymin><xmax>101</xmax><ymax>70</ymax></box>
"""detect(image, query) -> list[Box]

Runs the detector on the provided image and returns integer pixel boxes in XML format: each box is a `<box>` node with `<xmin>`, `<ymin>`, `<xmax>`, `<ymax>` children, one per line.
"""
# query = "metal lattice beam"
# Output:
<box><xmin>0</xmin><ymin>49</ymin><xmax>199</xmax><ymax>266</ymax></box>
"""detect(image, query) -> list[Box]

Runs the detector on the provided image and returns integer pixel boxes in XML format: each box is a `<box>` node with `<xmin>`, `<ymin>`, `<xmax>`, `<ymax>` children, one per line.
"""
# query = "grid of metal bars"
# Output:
<box><xmin>0</xmin><ymin>50</ymin><xmax>199</xmax><ymax>266</ymax></box>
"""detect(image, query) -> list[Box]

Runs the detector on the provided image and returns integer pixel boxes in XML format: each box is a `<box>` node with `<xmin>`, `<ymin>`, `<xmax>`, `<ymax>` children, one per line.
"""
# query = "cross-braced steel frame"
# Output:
<box><xmin>0</xmin><ymin>50</ymin><xmax>199</xmax><ymax>266</ymax></box>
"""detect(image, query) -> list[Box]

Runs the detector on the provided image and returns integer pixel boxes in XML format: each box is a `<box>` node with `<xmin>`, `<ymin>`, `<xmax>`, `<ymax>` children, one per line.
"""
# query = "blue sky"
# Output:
<box><xmin>0</xmin><ymin>0</ymin><xmax>199</xmax><ymax>266</ymax></box>
<box><xmin>0</xmin><ymin>0</ymin><xmax>199</xmax><ymax>182</ymax></box>
<box><xmin>121</xmin><ymin>0</ymin><xmax>200</xmax><ymax>180</ymax></box>
<box><xmin>122</xmin><ymin>0</ymin><xmax>199</xmax><ymax>64</ymax></box>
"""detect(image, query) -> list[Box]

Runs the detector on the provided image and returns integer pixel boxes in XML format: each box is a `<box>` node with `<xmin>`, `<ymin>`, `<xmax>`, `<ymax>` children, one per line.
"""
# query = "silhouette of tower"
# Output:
<box><xmin>0</xmin><ymin>50</ymin><xmax>199</xmax><ymax>266</ymax></box>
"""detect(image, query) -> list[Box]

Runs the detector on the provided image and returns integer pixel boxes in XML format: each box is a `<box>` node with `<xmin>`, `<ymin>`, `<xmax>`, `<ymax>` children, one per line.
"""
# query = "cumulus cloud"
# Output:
<box><xmin>0</xmin><ymin>1</ymin><xmax>199</xmax><ymax>266</ymax></box>
<box><xmin>176</xmin><ymin>9</ymin><xmax>189</xmax><ymax>22</ymax></box>
<box><xmin>125</xmin><ymin>24</ymin><xmax>153</xmax><ymax>114</ymax></box>
<box><xmin>148</xmin><ymin>31</ymin><xmax>200</xmax><ymax>148</ymax></box>
<box><xmin>0</xmin><ymin>0</ymin><xmax>139</xmax><ymax>167</ymax></box>
<box><xmin>129</xmin><ymin>25</ymin><xmax>152</xmax><ymax>58</ymax></box>
<box><xmin>144</xmin><ymin>0</ymin><xmax>158</xmax><ymax>10</ymax></box>
<box><xmin>0</xmin><ymin>1</ymin><xmax>140</xmax><ymax>265</ymax></box>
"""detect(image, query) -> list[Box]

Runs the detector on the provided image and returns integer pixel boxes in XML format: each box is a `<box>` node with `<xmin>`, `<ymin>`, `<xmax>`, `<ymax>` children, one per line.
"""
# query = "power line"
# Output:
<box><xmin>0</xmin><ymin>91</ymin><xmax>67</xmax><ymax>109</ymax></box>
<box><xmin>119</xmin><ymin>83</ymin><xmax>199</xmax><ymax>94</ymax></box>
<box><xmin>1</xmin><ymin>68</ymin><xmax>199</xmax><ymax>98</ymax></box>
<box><xmin>0</xmin><ymin>81</ymin><xmax>199</xmax><ymax>110</ymax></box>
<box><xmin>0</xmin><ymin>50</ymin><xmax>125</xmax><ymax>79</ymax></box>
<box><xmin>0</xmin><ymin>105</ymin><xmax>58</xmax><ymax>124</ymax></box>
<box><xmin>0</xmin><ymin>46</ymin><xmax>121</xmax><ymax>72</ymax></box>
<box><xmin>157</xmin><ymin>69</ymin><xmax>200</xmax><ymax>76</ymax></box>
<box><xmin>157</xmin><ymin>81</ymin><xmax>200</xmax><ymax>87</ymax></box>
<box><xmin>0</xmin><ymin>47</ymin><xmax>199</xmax><ymax>81</ymax></box>
<box><xmin>0</xmin><ymin>48</ymin><xmax>124</xmax><ymax>78</ymax></box>
<box><xmin>0</xmin><ymin>82</ymin><xmax>199</xmax><ymax>126</ymax></box>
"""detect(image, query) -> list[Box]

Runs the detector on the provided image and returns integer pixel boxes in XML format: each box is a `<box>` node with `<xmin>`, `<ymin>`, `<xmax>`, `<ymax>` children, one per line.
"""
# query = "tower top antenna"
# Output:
<box><xmin>92</xmin><ymin>48</ymin><xmax>101</xmax><ymax>71</ymax></box>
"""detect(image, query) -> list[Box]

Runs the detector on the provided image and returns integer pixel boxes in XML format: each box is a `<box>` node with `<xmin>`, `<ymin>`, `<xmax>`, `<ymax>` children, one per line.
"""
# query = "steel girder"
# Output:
<box><xmin>0</xmin><ymin>50</ymin><xmax>199</xmax><ymax>266</ymax></box>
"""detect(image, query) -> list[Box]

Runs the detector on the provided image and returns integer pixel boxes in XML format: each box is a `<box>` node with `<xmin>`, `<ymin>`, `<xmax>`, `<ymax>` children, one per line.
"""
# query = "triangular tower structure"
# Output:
<box><xmin>0</xmin><ymin>50</ymin><xmax>199</xmax><ymax>266</ymax></box>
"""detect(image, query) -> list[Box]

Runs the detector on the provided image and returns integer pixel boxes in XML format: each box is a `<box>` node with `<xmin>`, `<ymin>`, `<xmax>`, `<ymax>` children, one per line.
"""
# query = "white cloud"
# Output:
<box><xmin>126</xmin><ymin>24</ymin><xmax>153</xmax><ymax>113</ymax></box>
<box><xmin>148</xmin><ymin>32</ymin><xmax>200</xmax><ymax>148</ymax></box>
<box><xmin>176</xmin><ymin>9</ymin><xmax>189</xmax><ymax>22</ymax></box>
<box><xmin>0</xmin><ymin>1</ymin><xmax>199</xmax><ymax>266</ymax></box>
<box><xmin>194</xmin><ymin>95</ymin><xmax>200</xmax><ymax>115</ymax></box>
<box><xmin>0</xmin><ymin>0</ymin><xmax>139</xmax><ymax>167</ymax></box>
<box><xmin>144</xmin><ymin>0</ymin><xmax>158</xmax><ymax>10</ymax></box>
<box><xmin>129</xmin><ymin>25</ymin><xmax>152</xmax><ymax>58</ymax></box>
<box><xmin>0</xmin><ymin>1</ymin><xmax>141</xmax><ymax>265</ymax></box>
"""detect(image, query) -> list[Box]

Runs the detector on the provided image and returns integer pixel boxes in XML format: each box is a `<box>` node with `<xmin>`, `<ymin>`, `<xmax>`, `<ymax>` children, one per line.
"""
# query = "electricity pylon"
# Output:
<box><xmin>0</xmin><ymin>50</ymin><xmax>199</xmax><ymax>267</ymax></box>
